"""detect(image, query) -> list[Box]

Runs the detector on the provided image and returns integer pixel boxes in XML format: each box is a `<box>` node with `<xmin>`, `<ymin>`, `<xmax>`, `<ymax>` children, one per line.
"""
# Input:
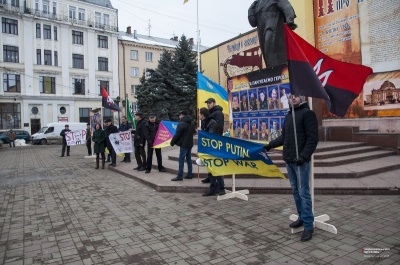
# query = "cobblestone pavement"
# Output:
<box><xmin>0</xmin><ymin>145</ymin><xmax>399</xmax><ymax>265</ymax></box>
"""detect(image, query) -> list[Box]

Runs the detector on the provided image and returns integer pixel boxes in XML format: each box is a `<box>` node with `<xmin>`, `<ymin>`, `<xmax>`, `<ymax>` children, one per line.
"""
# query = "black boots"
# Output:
<box><xmin>289</xmin><ymin>218</ymin><xmax>304</xmax><ymax>228</ymax></box>
<box><xmin>95</xmin><ymin>157</ymin><xmax>99</xmax><ymax>169</ymax></box>
<box><xmin>101</xmin><ymin>157</ymin><xmax>105</xmax><ymax>169</ymax></box>
<box><xmin>301</xmin><ymin>229</ymin><xmax>314</xmax><ymax>241</ymax></box>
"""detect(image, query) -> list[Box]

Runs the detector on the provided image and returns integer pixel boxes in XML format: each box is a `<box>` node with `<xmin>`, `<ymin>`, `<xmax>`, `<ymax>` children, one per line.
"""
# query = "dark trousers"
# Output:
<box><xmin>135</xmin><ymin>145</ymin><xmax>146</xmax><ymax>168</ymax></box>
<box><xmin>123</xmin><ymin>152</ymin><xmax>131</xmax><ymax>161</ymax></box>
<box><xmin>9</xmin><ymin>140</ymin><xmax>15</xmax><ymax>147</ymax></box>
<box><xmin>86</xmin><ymin>140</ymin><xmax>92</xmax><ymax>156</ymax></box>
<box><xmin>209</xmin><ymin>173</ymin><xmax>225</xmax><ymax>193</ymax></box>
<box><xmin>146</xmin><ymin>145</ymin><xmax>163</xmax><ymax>171</ymax></box>
<box><xmin>61</xmin><ymin>143</ymin><xmax>70</xmax><ymax>156</ymax></box>
<box><xmin>109</xmin><ymin>147</ymin><xmax>116</xmax><ymax>164</ymax></box>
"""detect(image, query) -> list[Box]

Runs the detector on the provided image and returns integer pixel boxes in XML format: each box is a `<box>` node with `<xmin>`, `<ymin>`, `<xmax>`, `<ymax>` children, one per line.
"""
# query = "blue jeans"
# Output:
<box><xmin>177</xmin><ymin>147</ymin><xmax>192</xmax><ymax>178</ymax></box>
<box><xmin>286</xmin><ymin>162</ymin><xmax>314</xmax><ymax>230</ymax></box>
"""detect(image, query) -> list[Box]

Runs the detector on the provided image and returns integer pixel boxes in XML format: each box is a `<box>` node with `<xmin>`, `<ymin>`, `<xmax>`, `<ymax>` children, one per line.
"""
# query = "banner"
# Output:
<box><xmin>66</xmin><ymin>130</ymin><xmax>86</xmax><ymax>146</ymax></box>
<box><xmin>197</xmin><ymin>131</ymin><xmax>285</xmax><ymax>178</ymax></box>
<box><xmin>108</xmin><ymin>131</ymin><xmax>133</xmax><ymax>154</ymax></box>
<box><xmin>153</xmin><ymin>121</ymin><xmax>179</xmax><ymax>148</ymax></box>
<box><xmin>101</xmin><ymin>87</ymin><xmax>121</xmax><ymax>111</ymax></box>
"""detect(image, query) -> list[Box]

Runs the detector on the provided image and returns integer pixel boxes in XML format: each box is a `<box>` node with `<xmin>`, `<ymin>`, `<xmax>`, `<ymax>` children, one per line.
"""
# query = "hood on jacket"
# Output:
<box><xmin>210</xmin><ymin>105</ymin><xmax>223</xmax><ymax>114</ymax></box>
<box><xmin>181</xmin><ymin>115</ymin><xmax>193</xmax><ymax>123</ymax></box>
<box><xmin>288</xmin><ymin>101</ymin><xmax>310</xmax><ymax>113</ymax></box>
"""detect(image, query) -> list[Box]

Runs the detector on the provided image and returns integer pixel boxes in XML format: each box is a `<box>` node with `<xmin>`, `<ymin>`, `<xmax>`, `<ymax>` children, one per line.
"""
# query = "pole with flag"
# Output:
<box><xmin>101</xmin><ymin>87</ymin><xmax>121</xmax><ymax>112</ymax></box>
<box><xmin>126</xmin><ymin>98</ymin><xmax>136</xmax><ymax>129</ymax></box>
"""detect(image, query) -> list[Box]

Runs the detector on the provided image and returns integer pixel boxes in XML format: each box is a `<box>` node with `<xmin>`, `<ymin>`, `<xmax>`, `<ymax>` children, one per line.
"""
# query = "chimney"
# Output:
<box><xmin>189</xmin><ymin>38</ymin><xmax>194</xmax><ymax>46</ymax></box>
<box><xmin>134</xmin><ymin>30</ymin><xmax>137</xmax><ymax>39</ymax></box>
<box><xmin>127</xmin><ymin>26</ymin><xmax>131</xmax><ymax>34</ymax></box>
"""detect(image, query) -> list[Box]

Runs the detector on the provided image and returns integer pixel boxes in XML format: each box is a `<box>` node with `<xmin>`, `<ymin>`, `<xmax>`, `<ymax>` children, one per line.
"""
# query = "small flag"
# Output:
<box><xmin>183</xmin><ymin>0</ymin><xmax>189</xmax><ymax>4</ymax></box>
<box><xmin>101</xmin><ymin>87</ymin><xmax>121</xmax><ymax>111</ymax></box>
<box><xmin>126</xmin><ymin>98</ymin><xmax>136</xmax><ymax>128</ymax></box>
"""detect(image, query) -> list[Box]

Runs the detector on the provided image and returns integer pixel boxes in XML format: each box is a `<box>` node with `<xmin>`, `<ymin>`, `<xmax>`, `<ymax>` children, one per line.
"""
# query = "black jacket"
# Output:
<box><xmin>171</xmin><ymin>115</ymin><xmax>195</xmax><ymax>148</ymax></box>
<box><xmin>60</xmin><ymin>129</ymin><xmax>71</xmax><ymax>144</ymax></box>
<box><xmin>268</xmin><ymin>102</ymin><xmax>318</xmax><ymax>162</ymax></box>
<box><xmin>144</xmin><ymin>121</ymin><xmax>159</xmax><ymax>147</ymax></box>
<box><xmin>104</xmin><ymin>124</ymin><xmax>118</xmax><ymax>149</ymax></box>
<box><xmin>134</xmin><ymin>119</ymin><xmax>146</xmax><ymax>147</ymax></box>
<box><xmin>201</xmin><ymin>117</ymin><xmax>218</xmax><ymax>134</ymax></box>
<box><xmin>209</xmin><ymin>105</ymin><xmax>224</xmax><ymax>135</ymax></box>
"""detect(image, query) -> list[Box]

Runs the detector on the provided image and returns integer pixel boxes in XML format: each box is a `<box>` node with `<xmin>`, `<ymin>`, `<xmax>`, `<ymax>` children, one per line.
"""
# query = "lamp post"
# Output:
<box><xmin>115</xmin><ymin>96</ymin><xmax>121</xmax><ymax>127</ymax></box>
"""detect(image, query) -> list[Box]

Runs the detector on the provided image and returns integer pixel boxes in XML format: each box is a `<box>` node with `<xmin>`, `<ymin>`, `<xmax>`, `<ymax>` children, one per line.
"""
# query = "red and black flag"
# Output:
<box><xmin>101</xmin><ymin>87</ymin><xmax>121</xmax><ymax>111</ymax></box>
<box><xmin>284</xmin><ymin>25</ymin><xmax>373</xmax><ymax>117</ymax></box>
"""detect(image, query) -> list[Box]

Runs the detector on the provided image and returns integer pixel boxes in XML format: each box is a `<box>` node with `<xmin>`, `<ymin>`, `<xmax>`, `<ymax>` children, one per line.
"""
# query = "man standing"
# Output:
<box><xmin>7</xmin><ymin>129</ymin><xmax>16</xmax><ymax>148</ymax></box>
<box><xmin>264</xmin><ymin>95</ymin><xmax>318</xmax><ymax>242</ymax></box>
<box><xmin>199</xmin><ymin>108</ymin><xmax>225</xmax><ymax>196</ymax></box>
<box><xmin>144</xmin><ymin>113</ymin><xmax>166</xmax><ymax>173</ymax></box>
<box><xmin>133</xmin><ymin>112</ymin><xmax>146</xmax><ymax>171</ymax></box>
<box><xmin>86</xmin><ymin>123</ymin><xmax>92</xmax><ymax>156</ymax></box>
<box><xmin>201</xmin><ymin>98</ymin><xmax>224</xmax><ymax>184</ymax></box>
<box><xmin>104</xmin><ymin>118</ymin><xmax>118</xmax><ymax>167</ymax></box>
<box><xmin>119</xmin><ymin>116</ymin><xmax>132</xmax><ymax>163</ymax></box>
<box><xmin>60</xmin><ymin>125</ymin><xmax>71</xmax><ymax>157</ymax></box>
<box><xmin>170</xmin><ymin>111</ymin><xmax>196</xmax><ymax>181</ymax></box>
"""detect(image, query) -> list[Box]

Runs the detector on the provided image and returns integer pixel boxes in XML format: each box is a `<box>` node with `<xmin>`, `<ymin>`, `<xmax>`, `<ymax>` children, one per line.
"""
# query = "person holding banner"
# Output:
<box><xmin>199</xmin><ymin>108</ymin><xmax>225</xmax><ymax>196</ymax></box>
<box><xmin>144</xmin><ymin>113</ymin><xmax>166</xmax><ymax>173</ymax></box>
<box><xmin>92</xmin><ymin>123</ymin><xmax>106</xmax><ymax>169</ymax></box>
<box><xmin>264</xmin><ymin>95</ymin><xmax>318</xmax><ymax>242</ymax></box>
<box><xmin>60</xmin><ymin>124</ymin><xmax>71</xmax><ymax>157</ymax></box>
<box><xmin>133</xmin><ymin>112</ymin><xmax>146</xmax><ymax>171</ymax></box>
<box><xmin>119</xmin><ymin>116</ymin><xmax>132</xmax><ymax>163</ymax></box>
<box><xmin>104</xmin><ymin>118</ymin><xmax>118</xmax><ymax>167</ymax></box>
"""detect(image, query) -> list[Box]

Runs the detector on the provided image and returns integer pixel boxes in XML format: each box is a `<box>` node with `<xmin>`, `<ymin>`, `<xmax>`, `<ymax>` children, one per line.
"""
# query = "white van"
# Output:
<box><xmin>31</xmin><ymin>122</ymin><xmax>87</xmax><ymax>145</ymax></box>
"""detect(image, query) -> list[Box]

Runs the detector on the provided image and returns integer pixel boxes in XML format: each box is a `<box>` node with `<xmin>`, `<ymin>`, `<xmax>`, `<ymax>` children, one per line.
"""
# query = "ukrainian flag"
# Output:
<box><xmin>197</xmin><ymin>72</ymin><xmax>229</xmax><ymax>118</ymax></box>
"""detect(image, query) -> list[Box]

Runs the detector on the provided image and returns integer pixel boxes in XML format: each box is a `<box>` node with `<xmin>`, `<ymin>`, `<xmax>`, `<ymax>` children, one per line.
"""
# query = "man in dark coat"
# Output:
<box><xmin>144</xmin><ymin>113</ymin><xmax>166</xmax><ymax>173</ymax></box>
<box><xmin>119</xmin><ymin>116</ymin><xmax>132</xmax><ymax>163</ymax></box>
<box><xmin>199</xmin><ymin>108</ymin><xmax>226</xmax><ymax>196</ymax></box>
<box><xmin>133</xmin><ymin>112</ymin><xmax>146</xmax><ymax>171</ymax></box>
<box><xmin>265</xmin><ymin>95</ymin><xmax>318</xmax><ymax>242</ymax></box>
<box><xmin>60</xmin><ymin>124</ymin><xmax>71</xmax><ymax>157</ymax></box>
<box><xmin>86</xmin><ymin>123</ymin><xmax>92</xmax><ymax>156</ymax></box>
<box><xmin>104</xmin><ymin>118</ymin><xmax>118</xmax><ymax>167</ymax></box>
<box><xmin>248</xmin><ymin>0</ymin><xmax>297</xmax><ymax>68</ymax></box>
<box><xmin>201</xmin><ymin>98</ymin><xmax>224</xmax><ymax>184</ymax></box>
<box><xmin>170</xmin><ymin>111</ymin><xmax>196</xmax><ymax>181</ymax></box>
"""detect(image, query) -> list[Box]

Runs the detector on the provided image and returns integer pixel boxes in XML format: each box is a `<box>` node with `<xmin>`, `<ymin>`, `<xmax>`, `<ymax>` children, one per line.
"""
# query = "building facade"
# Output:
<box><xmin>0</xmin><ymin>0</ymin><xmax>119</xmax><ymax>134</ymax></box>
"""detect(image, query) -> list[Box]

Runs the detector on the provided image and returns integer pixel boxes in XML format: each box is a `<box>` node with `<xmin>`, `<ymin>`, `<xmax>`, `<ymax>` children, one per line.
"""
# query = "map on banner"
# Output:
<box><xmin>66</xmin><ymin>130</ymin><xmax>86</xmax><ymax>146</ymax></box>
<box><xmin>109</xmin><ymin>131</ymin><xmax>133</xmax><ymax>154</ymax></box>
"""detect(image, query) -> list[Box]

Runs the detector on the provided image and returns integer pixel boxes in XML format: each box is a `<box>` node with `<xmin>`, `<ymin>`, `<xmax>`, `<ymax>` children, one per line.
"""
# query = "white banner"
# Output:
<box><xmin>109</xmin><ymin>131</ymin><xmax>133</xmax><ymax>154</ymax></box>
<box><xmin>66</xmin><ymin>130</ymin><xmax>87</xmax><ymax>146</ymax></box>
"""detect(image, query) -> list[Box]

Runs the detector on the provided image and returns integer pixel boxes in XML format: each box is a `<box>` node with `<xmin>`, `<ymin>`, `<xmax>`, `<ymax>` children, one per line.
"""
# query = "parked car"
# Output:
<box><xmin>0</xmin><ymin>129</ymin><xmax>31</xmax><ymax>144</ymax></box>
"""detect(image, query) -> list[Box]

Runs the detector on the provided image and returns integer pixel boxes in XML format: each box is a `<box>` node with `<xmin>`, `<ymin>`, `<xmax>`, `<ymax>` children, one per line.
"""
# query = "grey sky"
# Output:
<box><xmin>111</xmin><ymin>0</ymin><xmax>255</xmax><ymax>47</ymax></box>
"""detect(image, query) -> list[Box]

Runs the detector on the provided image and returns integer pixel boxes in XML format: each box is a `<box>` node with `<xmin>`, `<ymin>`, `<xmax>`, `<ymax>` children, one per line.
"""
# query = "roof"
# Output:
<box><xmin>119</xmin><ymin>31</ymin><xmax>208</xmax><ymax>52</ymax></box>
<box><xmin>78</xmin><ymin>0</ymin><xmax>114</xmax><ymax>9</ymax></box>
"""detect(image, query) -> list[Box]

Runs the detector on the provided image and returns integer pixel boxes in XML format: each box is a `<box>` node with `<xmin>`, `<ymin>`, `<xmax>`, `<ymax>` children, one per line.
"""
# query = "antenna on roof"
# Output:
<box><xmin>148</xmin><ymin>20</ymin><xmax>151</xmax><ymax>36</ymax></box>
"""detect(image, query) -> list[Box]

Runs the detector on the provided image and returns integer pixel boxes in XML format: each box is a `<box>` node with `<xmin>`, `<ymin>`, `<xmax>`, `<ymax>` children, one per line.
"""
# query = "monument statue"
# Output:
<box><xmin>248</xmin><ymin>0</ymin><xmax>297</xmax><ymax>68</ymax></box>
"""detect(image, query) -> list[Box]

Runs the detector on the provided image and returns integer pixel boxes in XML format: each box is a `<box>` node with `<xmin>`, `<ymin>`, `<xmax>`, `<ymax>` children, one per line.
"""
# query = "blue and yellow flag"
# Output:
<box><xmin>197</xmin><ymin>72</ymin><xmax>229</xmax><ymax>118</ymax></box>
<box><xmin>198</xmin><ymin>131</ymin><xmax>285</xmax><ymax>178</ymax></box>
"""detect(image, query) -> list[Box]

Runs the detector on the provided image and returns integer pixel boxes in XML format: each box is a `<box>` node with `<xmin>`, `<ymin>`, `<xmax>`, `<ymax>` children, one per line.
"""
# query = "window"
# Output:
<box><xmin>130</xmin><ymin>67</ymin><xmax>139</xmax><ymax>77</ymax></box>
<box><xmin>132</xmin><ymin>102</ymin><xmax>137</xmax><ymax>112</ymax></box>
<box><xmin>3</xmin><ymin>74</ymin><xmax>21</xmax><ymax>92</ymax></box>
<box><xmin>95</xmin><ymin>12</ymin><xmax>101</xmax><ymax>28</ymax></box>
<box><xmin>97</xmin><ymin>35</ymin><xmax>108</xmax><ymax>48</ymax></box>
<box><xmin>78</xmin><ymin>8</ymin><xmax>85</xmax><ymax>21</ymax></box>
<box><xmin>145</xmin><ymin>52</ymin><xmax>153</xmax><ymax>62</ymax></box>
<box><xmin>72</xmin><ymin>54</ymin><xmax>84</xmax><ymax>69</ymax></box>
<box><xmin>3</xmin><ymin>45</ymin><xmax>19</xmax><ymax>63</ymax></box>
<box><xmin>11</xmin><ymin>0</ymin><xmax>19</xmax><ymax>7</ymax></box>
<box><xmin>145</xmin><ymin>68</ymin><xmax>151</xmax><ymax>78</ymax></box>
<box><xmin>39</xmin><ymin>76</ymin><xmax>56</xmax><ymax>94</ymax></box>
<box><xmin>54</xmin><ymin>26</ymin><xmax>57</xmax><ymax>40</ymax></box>
<box><xmin>103</xmin><ymin>14</ymin><xmax>109</xmax><ymax>26</ymax></box>
<box><xmin>36</xmin><ymin>23</ymin><xmax>41</xmax><ymax>38</ymax></box>
<box><xmin>98</xmin><ymin>80</ymin><xmax>109</xmax><ymax>94</ymax></box>
<box><xmin>0</xmin><ymin>103</ymin><xmax>21</xmax><ymax>129</ymax></box>
<box><xmin>73</xmin><ymin>79</ymin><xmax>85</xmax><ymax>95</ymax></box>
<box><xmin>130</xmin><ymin>50</ymin><xmax>138</xmax><ymax>60</ymax></box>
<box><xmin>69</xmin><ymin>6</ymin><xmax>76</xmax><ymax>20</ymax></box>
<box><xmin>35</xmin><ymin>0</ymin><xmax>39</xmax><ymax>11</ymax></box>
<box><xmin>42</xmin><ymin>0</ymin><xmax>49</xmax><ymax>14</ymax></box>
<box><xmin>54</xmin><ymin>51</ymin><xmax>58</xmax><ymax>66</ymax></box>
<box><xmin>72</xmin><ymin>30</ymin><xmax>83</xmax><ymax>44</ymax></box>
<box><xmin>98</xmin><ymin>57</ymin><xmax>108</xmax><ymax>71</ymax></box>
<box><xmin>36</xmin><ymin>49</ymin><xmax>41</xmax><ymax>64</ymax></box>
<box><xmin>60</xmin><ymin>107</ymin><xmax>66</xmax><ymax>114</ymax></box>
<box><xmin>131</xmin><ymin>85</ymin><xmax>137</xmax><ymax>95</ymax></box>
<box><xmin>79</xmin><ymin>108</ymin><xmax>90</xmax><ymax>123</ymax></box>
<box><xmin>52</xmin><ymin>2</ymin><xmax>56</xmax><ymax>14</ymax></box>
<box><xmin>44</xmin><ymin>50</ymin><xmax>51</xmax><ymax>65</ymax></box>
<box><xmin>43</xmin><ymin>24</ymin><xmax>51</xmax><ymax>39</ymax></box>
<box><xmin>2</xmin><ymin>18</ymin><xmax>18</xmax><ymax>35</ymax></box>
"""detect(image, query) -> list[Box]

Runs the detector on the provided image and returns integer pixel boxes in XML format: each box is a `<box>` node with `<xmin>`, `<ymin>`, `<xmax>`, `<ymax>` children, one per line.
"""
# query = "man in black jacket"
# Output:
<box><xmin>201</xmin><ymin>98</ymin><xmax>224</xmax><ymax>184</ymax></box>
<box><xmin>104</xmin><ymin>118</ymin><xmax>118</xmax><ymax>167</ymax></box>
<box><xmin>60</xmin><ymin>124</ymin><xmax>71</xmax><ymax>157</ymax></box>
<box><xmin>144</xmin><ymin>113</ymin><xmax>166</xmax><ymax>173</ymax></box>
<box><xmin>170</xmin><ymin>111</ymin><xmax>196</xmax><ymax>181</ymax></box>
<box><xmin>199</xmin><ymin>108</ymin><xmax>225</xmax><ymax>196</ymax></box>
<box><xmin>265</xmin><ymin>95</ymin><xmax>318</xmax><ymax>242</ymax></box>
<box><xmin>133</xmin><ymin>112</ymin><xmax>146</xmax><ymax>171</ymax></box>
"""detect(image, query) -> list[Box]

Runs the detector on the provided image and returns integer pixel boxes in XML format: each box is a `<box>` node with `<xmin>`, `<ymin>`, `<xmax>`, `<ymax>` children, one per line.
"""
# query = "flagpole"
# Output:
<box><xmin>196</xmin><ymin>0</ymin><xmax>200</xmax><ymax>71</ymax></box>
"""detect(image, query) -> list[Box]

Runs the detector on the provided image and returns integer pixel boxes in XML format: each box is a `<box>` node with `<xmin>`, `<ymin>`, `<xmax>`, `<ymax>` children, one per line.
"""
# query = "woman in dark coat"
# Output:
<box><xmin>92</xmin><ymin>123</ymin><xmax>106</xmax><ymax>169</ymax></box>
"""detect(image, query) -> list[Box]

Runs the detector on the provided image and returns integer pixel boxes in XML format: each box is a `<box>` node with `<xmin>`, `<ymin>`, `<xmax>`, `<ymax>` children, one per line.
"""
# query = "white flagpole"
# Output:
<box><xmin>197</xmin><ymin>0</ymin><xmax>200</xmax><ymax>71</ymax></box>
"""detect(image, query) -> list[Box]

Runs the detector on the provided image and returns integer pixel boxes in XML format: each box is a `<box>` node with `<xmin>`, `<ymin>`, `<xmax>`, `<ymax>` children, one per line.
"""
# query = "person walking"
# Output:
<box><xmin>144</xmin><ymin>113</ymin><xmax>166</xmax><ymax>173</ymax></box>
<box><xmin>92</xmin><ymin>123</ymin><xmax>106</xmax><ymax>169</ymax></box>
<box><xmin>199</xmin><ymin>107</ymin><xmax>225</xmax><ymax>196</ymax></box>
<box><xmin>133</xmin><ymin>112</ymin><xmax>146</xmax><ymax>171</ymax></box>
<box><xmin>7</xmin><ymin>129</ymin><xmax>16</xmax><ymax>148</ymax></box>
<box><xmin>86</xmin><ymin>123</ymin><xmax>92</xmax><ymax>156</ymax></box>
<box><xmin>60</xmin><ymin>124</ymin><xmax>71</xmax><ymax>157</ymax></box>
<box><xmin>104</xmin><ymin>118</ymin><xmax>118</xmax><ymax>167</ymax></box>
<box><xmin>264</xmin><ymin>95</ymin><xmax>318</xmax><ymax>242</ymax></box>
<box><xmin>170</xmin><ymin>111</ymin><xmax>196</xmax><ymax>181</ymax></box>
<box><xmin>119</xmin><ymin>116</ymin><xmax>132</xmax><ymax>163</ymax></box>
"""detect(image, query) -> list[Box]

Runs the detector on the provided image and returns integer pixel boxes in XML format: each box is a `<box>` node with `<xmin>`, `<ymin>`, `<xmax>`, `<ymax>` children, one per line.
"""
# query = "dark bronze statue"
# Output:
<box><xmin>248</xmin><ymin>0</ymin><xmax>297</xmax><ymax>68</ymax></box>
